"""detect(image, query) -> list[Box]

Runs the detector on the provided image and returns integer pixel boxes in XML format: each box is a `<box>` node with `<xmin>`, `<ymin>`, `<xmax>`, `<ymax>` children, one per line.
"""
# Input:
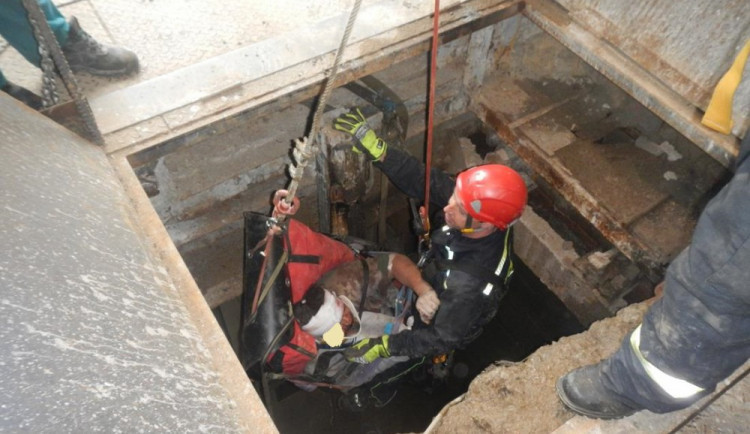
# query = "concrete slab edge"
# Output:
<box><xmin>91</xmin><ymin>0</ymin><xmax>469</xmax><ymax>135</ymax></box>
<box><xmin>99</xmin><ymin>0</ymin><xmax>524</xmax><ymax>156</ymax></box>
<box><xmin>108</xmin><ymin>155</ymin><xmax>278</xmax><ymax>433</ymax></box>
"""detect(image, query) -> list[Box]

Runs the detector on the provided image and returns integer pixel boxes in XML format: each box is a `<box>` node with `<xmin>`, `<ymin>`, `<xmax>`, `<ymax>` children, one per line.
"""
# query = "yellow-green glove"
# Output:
<box><xmin>333</xmin><ymin>108</ymin><xmax>388</xmax><ymax>161</ymax></box>
<box><xmin>344</xmin><ymin>335</ymin><xmax>390</xmax><ymax>364</ymax></box>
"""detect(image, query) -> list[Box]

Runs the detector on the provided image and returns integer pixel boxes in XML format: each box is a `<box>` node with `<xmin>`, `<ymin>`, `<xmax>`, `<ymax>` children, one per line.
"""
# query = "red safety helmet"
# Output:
<box><xmin>455</xmin><ymin>164</ymin><xmax>527</xmax><ymax>230</ymax></box>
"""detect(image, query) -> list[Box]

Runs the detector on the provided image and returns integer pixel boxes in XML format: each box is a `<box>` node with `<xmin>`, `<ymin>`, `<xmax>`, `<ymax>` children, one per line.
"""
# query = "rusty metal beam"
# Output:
<box><xmin>474</xmin><ymin>101</ymin><xmax>665</xmax><ymax>274</ymax></box>
<box><xmin>523</xmin><ymin>0</ymin><xmax>740</xmax><ymax>168</ymax></box>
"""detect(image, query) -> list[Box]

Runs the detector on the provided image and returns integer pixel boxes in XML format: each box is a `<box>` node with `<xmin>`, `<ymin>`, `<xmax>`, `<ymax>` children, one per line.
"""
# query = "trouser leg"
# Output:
<box><xmin>601</xmin><ymin>133</ymin><xmax>750</xmax><ymax>412</ymax></box>
<box><xmin>559</xmin><ymin>133</ymin><xmax>750</xmax><ymax>417</ymax></box>
<box><xmin>0</xmin><ymin>0</ymin><xmax>69</xmax><ymax>66</ymax></box>
<box><xmin>342</xmin><ymin>358</ymin><xmax>425</xmax><ymax>409</ymax></box>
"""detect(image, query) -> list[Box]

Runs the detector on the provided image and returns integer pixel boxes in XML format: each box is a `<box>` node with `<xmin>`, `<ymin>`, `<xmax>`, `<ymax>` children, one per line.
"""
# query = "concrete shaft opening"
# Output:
<box><xmin>125</xmin><ymin>9</ymin><xmax>730</xmax><ymax>434</ymax></box>
<box><xmin>4</xmin><ymin>1</ymin><xmax>748</xmax><ymax>433</ymax></box>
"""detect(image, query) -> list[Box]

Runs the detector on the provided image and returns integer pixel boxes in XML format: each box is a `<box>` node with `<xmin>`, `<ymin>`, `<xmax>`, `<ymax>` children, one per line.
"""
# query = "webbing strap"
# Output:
<box><xmin>434</xmin><ymin>258</ymin><xmax>505</xmax><ymax>289</ymax></box>
<box><xmin>282</xmin><ymin>225</ymin><xmax>320</xmax><ymax>264</ymax></box>
<box><xmin>358</xmin><ymin>258</ymin><xmax>370</xmax><ymax>313</ymax></box>
<box><xmin>255</xmin><ymin>250</ymin><xmax>289</xmax><ymax>310</ymax></box>
<box><xmin>288</xmin><ymin>254</ymin><xmax>319</xmax><ymax>264</ymax></box>
<box><xmin>285</xmin><ymin>342</ymin><xmax>316</xmax><ymax>359</ymax></box>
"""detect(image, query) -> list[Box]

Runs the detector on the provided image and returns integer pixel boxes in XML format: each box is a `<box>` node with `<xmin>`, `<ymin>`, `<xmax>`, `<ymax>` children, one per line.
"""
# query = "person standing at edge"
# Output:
<box><xmin>1</xmin><ymin>0</ymin><xmax>139</xmax><ymax>110</ymax></box>
<box><xmin>556</xmin><ymin>132</ymin><xmax>750</xmax><ymax>419</ymax></box>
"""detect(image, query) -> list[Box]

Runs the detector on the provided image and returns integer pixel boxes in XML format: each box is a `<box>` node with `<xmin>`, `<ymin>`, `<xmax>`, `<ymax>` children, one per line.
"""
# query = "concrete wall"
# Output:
<box><xmin>0</xmin><ymin>94</ymin><xmax>276</xmax><ymax>433</ymax></box>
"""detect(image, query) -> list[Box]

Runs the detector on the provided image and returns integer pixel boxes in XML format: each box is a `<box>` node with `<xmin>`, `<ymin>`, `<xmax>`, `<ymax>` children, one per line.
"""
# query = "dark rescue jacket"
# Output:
<box><xmin>375</xmin><ymin>148</ymin><xmax>515</xmax><ymax>358</ymax></box>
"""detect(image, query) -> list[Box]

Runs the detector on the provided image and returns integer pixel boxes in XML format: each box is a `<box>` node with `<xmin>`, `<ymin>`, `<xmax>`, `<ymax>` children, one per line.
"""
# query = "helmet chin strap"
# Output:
<box><xmin>460</xmin><ymin>214</ymin><xmax>496</xmax><ymax>234</ymax></box>
<box><xmin>460</xmin><ymin>214</ymin><xmax>480</xmax><ymax>234</ymax></box>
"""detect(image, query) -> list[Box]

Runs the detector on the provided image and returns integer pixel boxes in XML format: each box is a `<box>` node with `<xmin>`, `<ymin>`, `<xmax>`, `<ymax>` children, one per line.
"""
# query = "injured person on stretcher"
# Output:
<box><xmin>267</xmin><ymin>190</ymin><xmax>439</xmax><ymax>396</ymax></box>
<box><xmin>287</xmin><ymin>252</ymin><xmax>438</xmax><ymax>396</ymax></box>
<box><xmin>294</xmin><ymin>251</ymin><xmax>439</xmax><ymax>344</ymax></box>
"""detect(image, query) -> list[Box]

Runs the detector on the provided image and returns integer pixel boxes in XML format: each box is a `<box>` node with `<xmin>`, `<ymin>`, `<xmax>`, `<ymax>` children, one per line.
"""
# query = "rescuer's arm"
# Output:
<box><xmin>389</xmin><ymin>253</ymin><xmax>440</xmax><ymax>324</ymax></box>
<box><xmin>388</xmin><ymin>271</ymin><xmax>486</xmax><ymax>358</ymax></box>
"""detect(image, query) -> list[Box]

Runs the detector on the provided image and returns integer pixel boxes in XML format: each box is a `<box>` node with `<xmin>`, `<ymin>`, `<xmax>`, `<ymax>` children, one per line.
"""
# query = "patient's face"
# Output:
<box><xmin>340</xmin><ymin>303</ymin><xmax>354</xmax><ymax>335</ymax></box>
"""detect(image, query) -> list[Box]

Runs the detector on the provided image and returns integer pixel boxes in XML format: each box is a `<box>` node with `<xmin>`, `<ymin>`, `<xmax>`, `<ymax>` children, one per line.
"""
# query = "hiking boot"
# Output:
<box><xmin>61</xmin><ymin>17</ymin><xmax>139</xmax><ymax>77</ymax></box>
<box><xmin>556</xmin><ymin>364</ymin><xmax>641</xmax><ymax>419</ymax></box>
<box><xmin>2</xmin><ymin>82</ymin><xmax>42</xmax><ymax>110</ymax></box>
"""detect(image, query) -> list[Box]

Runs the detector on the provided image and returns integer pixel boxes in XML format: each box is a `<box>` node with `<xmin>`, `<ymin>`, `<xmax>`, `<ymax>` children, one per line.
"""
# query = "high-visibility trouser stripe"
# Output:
<box><xmin>630</xmin><ymin>325</ymin><xmax>704</xmax><ymax>399</ymax></box>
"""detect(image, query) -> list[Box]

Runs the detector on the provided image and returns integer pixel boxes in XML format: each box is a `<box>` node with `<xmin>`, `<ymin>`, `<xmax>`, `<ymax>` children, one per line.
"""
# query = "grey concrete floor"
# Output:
<box><xmin>1</xmin><ymin>0</ymin><xmax>465</xmax><ymax>148</ymax></box>
<box><xmin>0</xmin><ymin>0</ymin><xmax>369</xmax><ymax>99</ymax></box>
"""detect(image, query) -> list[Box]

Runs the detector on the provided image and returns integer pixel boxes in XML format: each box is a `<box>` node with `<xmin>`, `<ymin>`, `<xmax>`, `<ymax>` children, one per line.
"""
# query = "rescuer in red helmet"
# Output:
<box><xmin>334</xmin><ymin>108</ymin><xmax>527</xmax><ymax>375</ymax></box>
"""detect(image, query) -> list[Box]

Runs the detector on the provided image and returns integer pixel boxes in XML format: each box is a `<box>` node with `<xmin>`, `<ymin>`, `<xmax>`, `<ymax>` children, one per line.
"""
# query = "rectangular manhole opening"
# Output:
<box><xmin>125</xmin><ymin>12</ymin><xmax>731</xmax><ymax>433</ymax></box>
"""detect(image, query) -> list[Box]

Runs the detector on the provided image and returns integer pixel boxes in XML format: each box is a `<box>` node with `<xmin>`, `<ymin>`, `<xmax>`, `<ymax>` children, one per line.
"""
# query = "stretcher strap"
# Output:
<box><xmin>358</xmin><ymin>258</ymin><xmax>370</xmax><ymax>313</ymax></box>
<box><xmin>255</xmin><ymin>249</ymin><xmax>289</xmax><ymax>313</ymax></box>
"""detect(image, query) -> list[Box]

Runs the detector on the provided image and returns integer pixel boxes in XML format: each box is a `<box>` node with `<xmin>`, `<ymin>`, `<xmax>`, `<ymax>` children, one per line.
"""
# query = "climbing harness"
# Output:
<box><xmin>21</xmin><ymin>0</ymin><xmax>104</xmax><ymax>145</ymax></box>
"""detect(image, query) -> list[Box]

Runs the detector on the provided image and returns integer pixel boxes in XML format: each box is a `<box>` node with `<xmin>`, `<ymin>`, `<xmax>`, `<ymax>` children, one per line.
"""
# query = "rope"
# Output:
<box><xmin>282</xmin><ymin>0</ymin><xmax>363</xmax><ymax>218</ymax></box>
<box><xmin>424</xmin><ymin>0</ymin><xmax>441</xmax><ymax>221</ymax></box>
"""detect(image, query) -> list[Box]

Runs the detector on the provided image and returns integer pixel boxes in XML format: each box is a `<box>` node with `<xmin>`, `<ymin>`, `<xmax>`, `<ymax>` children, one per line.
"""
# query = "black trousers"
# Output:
<box><xmin>600</xmin><ymin>134</ymin><xmax>750</xmax><ymax>413</ymax></box>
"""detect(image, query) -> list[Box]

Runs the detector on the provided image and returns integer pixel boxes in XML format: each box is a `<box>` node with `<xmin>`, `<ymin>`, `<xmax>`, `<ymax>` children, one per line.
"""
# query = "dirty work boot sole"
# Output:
<box><xmin>556</xmin><ymin>364</ymin><xmax>640</xmax><ymax>420</ymax></box>
<box><xmin>68</xmin><ymin>58</ymin><xmax>138</xmax><ymax>77</ymax></box>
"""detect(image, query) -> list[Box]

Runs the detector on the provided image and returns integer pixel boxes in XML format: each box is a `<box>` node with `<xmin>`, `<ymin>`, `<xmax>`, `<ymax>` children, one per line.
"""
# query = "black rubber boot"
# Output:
<box><xmin>556</xmin><ymin>364</ymin><xmax>642</xmax><ymax>419</ymax></box>
<box><xmin>61</xmin><ymin>17</ymin><xmax>139</xmax><ymax>77</ymax></box>
<box><xmin>1</xmin><ymin>82</ymin><xmax>43</xmax><ymax>110</ymax></box>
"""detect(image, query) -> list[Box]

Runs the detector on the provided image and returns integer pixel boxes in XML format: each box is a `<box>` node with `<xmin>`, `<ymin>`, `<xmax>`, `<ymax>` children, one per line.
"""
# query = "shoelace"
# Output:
<box><xmin>70</xmin><ymin>27</ymin><xmax>107</xmax><ymax>56</ymax></box>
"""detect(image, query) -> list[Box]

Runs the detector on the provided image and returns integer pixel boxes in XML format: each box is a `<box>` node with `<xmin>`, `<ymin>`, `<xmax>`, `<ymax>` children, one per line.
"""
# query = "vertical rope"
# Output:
<box><xmin>424</xmin><ymin>0</ymin><xmax>441</xmax><ymax>220</ymax></box>
<box><xmin>282</xmin><ymin>0</ymin><xmax>363</xmax><ymax>213</ymax></box>
<box><xmin>308</xmin><ymin>0</ymin><xmax>362</xmax><ymax>143</ymax></box>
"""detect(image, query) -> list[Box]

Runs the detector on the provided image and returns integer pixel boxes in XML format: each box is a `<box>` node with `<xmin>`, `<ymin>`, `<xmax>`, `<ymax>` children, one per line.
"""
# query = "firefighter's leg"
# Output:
<box><xmin>0</xmin><ymin>0</ymin><xmax>138</xmax><ymax>76</ymax></box>
<box><xmin>339</xmin><ymin>357</ymin><xmax>426</xmax><ymax>411</ymax></box>
<box><xmin>558</xmin><ymin>133</ymin><xmax>750</xmax><ymax>418</ymax></box>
